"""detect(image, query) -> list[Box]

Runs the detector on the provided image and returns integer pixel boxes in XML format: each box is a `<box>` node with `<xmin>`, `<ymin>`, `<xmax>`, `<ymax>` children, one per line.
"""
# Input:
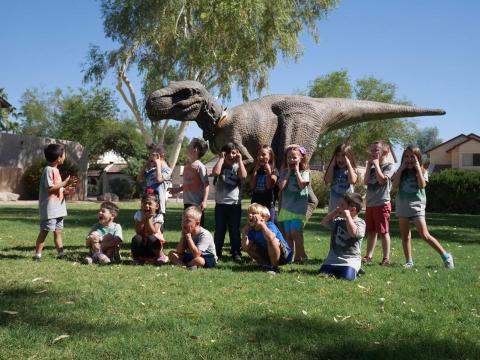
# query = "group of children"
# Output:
<box><xmin>33</xmin><ymin>139</ymin><xmax>454</xmax><ymax>279</ymax></box>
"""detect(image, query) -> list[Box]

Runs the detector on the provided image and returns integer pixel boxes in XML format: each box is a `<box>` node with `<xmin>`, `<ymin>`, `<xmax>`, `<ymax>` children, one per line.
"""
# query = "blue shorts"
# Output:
<box><xmin>40</xmin><ymin>217</ymin><xmax>64</xmax><ymax>232</ymax></box>
<box><xmin>282</xmin><ymin>219</ymin><xmax>303</xmax><ymax>233</ymax></box>
<box><xmin>182</xmin><ymin>252</ymin><xmax>216</xmax><ymax>268</ymax></box>
<box><xmin>319</xmin><ymin>264</ymin><xmax>357</xmax><ymax>281</ymax></box>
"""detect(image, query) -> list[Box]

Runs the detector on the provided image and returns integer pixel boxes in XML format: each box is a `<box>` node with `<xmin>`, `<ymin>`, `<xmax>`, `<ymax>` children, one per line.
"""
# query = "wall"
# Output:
<box><xmin>428</xmin><ymin>136</ymin><xmax>467</xmax><ymax>165</ymax></box>
<box><xmin>458</xmin><ymin>140</ymin><xmax>480</xmax><ymax>171</ymax></box>
<box><xmin>0</xmin><ymin>133</ymin><xmax>88</xmax><ymax>199</ymax></box>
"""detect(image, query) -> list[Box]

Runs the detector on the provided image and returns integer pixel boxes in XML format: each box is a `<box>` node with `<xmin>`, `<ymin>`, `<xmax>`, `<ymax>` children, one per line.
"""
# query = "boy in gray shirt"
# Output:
<box><xmin>362</xmin><ymin>141</ymin><xmax>395</xmax><ymax>266</ymax></box>
<box><xmin>168</xmin><ymin>206</ymin><xmax>217</xmax><ymax>269</ymax></box>
<box><xmin>211</xmin><ymin>142</ymin><xmax>247</xmax><ymax>261</ymax></box>
<box><xmin>320</xmin><ymin>192</ymin><xmax>366</xmax><ymax>280</ymax></box>
<box><xmin>33</xmin><ymin>143</ymin><xmax>77</xmax><ymax>261</ymax></box>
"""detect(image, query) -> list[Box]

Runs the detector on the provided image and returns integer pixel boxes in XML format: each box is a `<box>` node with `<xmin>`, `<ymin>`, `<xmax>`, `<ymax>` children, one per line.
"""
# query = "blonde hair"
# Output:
<box><xmin>282</xmin><ymin>144</ymin><xmax>309</xmax><ymax>170</ymax></box>
<box><xmin>256</xmin><ymin>145</ymin><xmax>275</xmax><ymax>166</ymax></box>
<box><xmin>183</xmin><ymin>206</ymin><xmax>202</xmax><ymax>221</ymax></box>
<box><xmin>247</xmin><ymin>203</ymin><xmax>271</xmax><ymax>221</ymax></box>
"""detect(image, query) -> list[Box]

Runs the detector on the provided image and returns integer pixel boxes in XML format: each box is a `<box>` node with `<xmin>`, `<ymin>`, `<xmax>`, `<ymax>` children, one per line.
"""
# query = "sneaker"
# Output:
<box><xmin>232</xmin><ymin>254</ymin><xmax>242</xmax><ymax>262</ymax></box>
<box><xmin>156</xmin><ymin>254</ymin><xmax>169</xmax><ymax>265</ymax></box>
<box><xmin>357</xmin><ymin>268</ymin><xmax>366</xmax><ymax>276</ymax></box>
<box><xmin>266</xmin><ymin>266</ymin><xmax>280</xmax><ymax>275</ymax></box>
<box><xmin>403</xmin><ymin>261</ymin><xmax>414</xmax><ymax>269</ymax></box>
<box><xmin>97</xmin><ymin>253</ymin><xmax>111</xmax><ymax>265</ymax></box>
<box><xmin>32</xmin><ymin>254</ymin><xmax>41</xmax><ymax>262</ymax></box>
<box><xmin>187</xmin><ymin>265</ymin><xmax>198</xmax><ymax>271</ymax></box>
<box><xmin>443</xmin><ymin>253</ymin><xmax>454</xmax><ymax>269</ymax></box>
<box><xmin>362</xmin><ymin>256</ymin><xmax>372</xmax><ymax>264</ymax></box>
<box><xmin>56</xmin><ymin>252</ymin><xmax>65</xmax><ymax>259</ymax></box>
<box><xmin>83</xmin><ymin>256</ymin><xmax>93</xmax><ymax>265</ymax></box>
<box><xmin>380</xmin><ymin>258</ymin><xmax>390</xmax><ymax>267</ymax></box>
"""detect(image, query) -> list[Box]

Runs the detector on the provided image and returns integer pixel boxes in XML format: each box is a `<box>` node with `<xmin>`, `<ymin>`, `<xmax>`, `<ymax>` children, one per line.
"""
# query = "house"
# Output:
<box><xmin>0</xmin><ymin>133</ymin><xmax>88</xmax><ymax>199</ymax></box>
<box><xmin>87</xmin><ymin>151</ymin><xmax>130</xmax><ymax>197</ymax></box>
<box><xmin>426</xmin><ymin>133</ymin><xmax>480</xmax><ymax>173</ymax></box>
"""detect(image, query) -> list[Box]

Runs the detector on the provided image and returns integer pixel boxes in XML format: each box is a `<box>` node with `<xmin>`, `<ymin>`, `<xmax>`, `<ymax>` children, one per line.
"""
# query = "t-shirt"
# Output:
<box><xmin>395</xmin><ymin>169</ymin><xmax>428</xmax><ymax>218</ymax></box>
<box><xmin>323</xmin><ymin>216</ymin><xmax>366</xmax><ymax>271</ymax></box>
<box><xmin>134</xmin><ymin>210</ymin><xmax>164</xmax><ymax>237</ymax></box>
<box><xmin>184</xmin><ymin>227</ymin><xmax>217</xmax><ymax>261</ymax></box>
<box><xmin>87</xmin><ymin>222</ymin><xmax>123</xmax><ymax>241</ymax></box>
<box><xmin>278</xmin><ymin>169</ymin><xmax>310</xmax><ymax>215</ymax></box>
<box><xmin>247</xmin><ymin>221</ymin><xmax>291</xmax><ymax>254</ymax></box>
<box><xmin>366</xmin><ymin>162</ymin><xmax>395</xmax><ymax>207</ymax></box>
<box><xmin>251</xmin><ymin>168</ymin><xmax>278</xmax><ymax>209</ymax></box>
<box><xmin>329</xmin><ymin>167</ymin><xmax>354</xmax><ymax>212</ymax></box>
<box><xmin>182</xmin><ymin>160</ymin><xmax>209</xmax><ymax>206</ymax></box>
<box><xmin>215</xmin><ymin>163</ymin><xmax>241</xmax><ymax>205</ymax></box>
<box><xmin>39</xmin><ymin>166</ymin><xmax>67</xmax><ymax>220</ymax></box>
<box><xmin>144</xmin><ymin>165</ymin><xmax>172</xmax><ymax>215</ymax></box>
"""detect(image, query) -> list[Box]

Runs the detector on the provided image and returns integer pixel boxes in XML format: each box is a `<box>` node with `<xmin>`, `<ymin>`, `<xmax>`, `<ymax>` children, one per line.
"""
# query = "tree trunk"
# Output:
<box><xmin>168</xmin><ymin>121</ymin><xmax>189</xmax><ymax>169</ymax></box>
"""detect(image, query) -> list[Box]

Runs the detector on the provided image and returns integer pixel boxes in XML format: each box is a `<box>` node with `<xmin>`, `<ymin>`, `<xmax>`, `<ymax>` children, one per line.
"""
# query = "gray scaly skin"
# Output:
<box><xmin>146</xmin><ymin>80</ymin><xmax>445</xmax><ymax>167</ymax></box>
<box><xmin>146</xmin><ymin>80</ymin><xmax>445</xmax><ymax>217</ymax></box>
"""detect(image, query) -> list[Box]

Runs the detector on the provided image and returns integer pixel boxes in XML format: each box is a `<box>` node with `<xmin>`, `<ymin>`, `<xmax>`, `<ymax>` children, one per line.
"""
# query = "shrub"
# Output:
<box><xmin>109</xmin><ymin>177</ymin><xmax>135</xmax><ymax>200</ymax></box>
<box><xmin>310</xmin><ymin>170</ymin><xmax>329</xmax><ymax>208</ymax></box>
<box><xmin>22</xmin><ymin>158</ymin><xmax>79</xmax><ymax>200</ymax></box>
<box><xmin>426</xmin><ymin>169</ymin><xmax>480</xmax><ymax>214</ymax></box>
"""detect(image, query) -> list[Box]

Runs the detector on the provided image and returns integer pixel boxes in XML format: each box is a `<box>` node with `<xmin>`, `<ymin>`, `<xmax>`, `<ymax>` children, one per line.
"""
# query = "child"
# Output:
<box><xmin>84</xmin><ymin>201</ymin><xmax>123</xmax><ymax>265</ymax></box>
<box><xmin>131</xmin><ymin>193</ymin><xmax>168</xmax><ymax>265</ymax></box>
<box><xmin>324</xmin><ymin>144</ymin><xmax>358</xmax><ymax>212</ymax></box>
<box><xmin>33</xmin><ymin>143</ymin><xmax>77</xmax><ymax>261</ymax></box>
<box><xmin>168</xmin><ymin>206</ymin><xmax>217</xmax><ymax>269</ymax></box>
<box><xmin>241</xmin><ymin>203</ymin><xmax>293</xmax><ymax>273</ymax></box>
<box><xmin>392</xmin><ymin>146</ymin><xmax>454</xmax><ymax>269</ymax></box>
<box><xmin>169</xmin><ymin>138</ymin><xmax>209</xmax><ymax>226</ymax></box>
<box><xmin>211</xmin><ymin>142</ymin><xmax>247</xmax><ymax>261</ymax></box>
<box><xmin>138</xmin><ymin>143</ymin><xmax>171</xmax><ymax>228</ymax></box>
<box><xmin>277</xmin><ymin>144</ymin><xmax>310</xmax><ymax>263</ymax></box>
<box><xmin>250</xmin><ymin>145</ymin><xmax>279</xmax><ymax>223</ymax></box>
<box><xmin>362</xmin><ymin>140</ymin><xmax>395</xmax><ymax>266</ymax></box>
<box><xmin>319</xmin><ymin>193</ymin><xmax>366</xmax><ymax>280</ymax></box>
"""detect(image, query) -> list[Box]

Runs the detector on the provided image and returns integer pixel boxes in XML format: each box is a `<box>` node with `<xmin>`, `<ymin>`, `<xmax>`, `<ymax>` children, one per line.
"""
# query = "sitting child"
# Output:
<box><xmin>168</xmin><ymin>206</ymin><xmax>217</xmax><ymax>270</ymax></box>
<box><xmin>131</xmin><ymin>193</ymin><xmax>168</xmax><ymax>265</ymax></box>
<box><xmin>85</xmin><ymin>201</ymin><xmax>123</xmax><ymax>265</ymax></box>
<box><xmin>319</xmin><ymin>193</ymin><xmax>366</xmax><ymax>281</ymax></box>
<box><xmin>241</xmin><ymin>203</ymin><xmax>293</xmax><ymax>273</ymax></box>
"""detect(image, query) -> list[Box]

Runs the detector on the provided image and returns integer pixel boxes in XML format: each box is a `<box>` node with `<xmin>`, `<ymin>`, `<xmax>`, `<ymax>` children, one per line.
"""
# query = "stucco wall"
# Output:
<box><xmin>458</xmin><ymin>140</ymin><xmax>480</xmax><ymax>170</ymax></box>
<box><xmin>0</xmin><ymin>133</ymin><xmax>88</xmax><ymax>199</ymax></box>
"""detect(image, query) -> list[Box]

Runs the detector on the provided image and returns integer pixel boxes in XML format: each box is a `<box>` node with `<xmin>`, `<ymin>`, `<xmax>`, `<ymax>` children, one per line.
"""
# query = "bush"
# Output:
<box><xmin>109</xmin><ymin>177</ymin><xmax>135</xmax><ymax>200</ymax></box>
<box><xmin>426</xmin><ymin>169</ymin><xmax>480</xmax><ymax>214</ymax></box>
<box><xmin>22</xmin><ymin>158</ymin><xmax>79</xmax><ymax>200</ymax></box>
<box><xmin>310</xmin><ymin>170</ymin><xmax>329</xmax><ymax>208</ymax></box>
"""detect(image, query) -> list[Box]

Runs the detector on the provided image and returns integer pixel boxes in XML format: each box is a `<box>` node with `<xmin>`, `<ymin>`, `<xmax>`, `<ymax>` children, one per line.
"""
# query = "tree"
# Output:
<box><xmin>83</xmin><ymin>0</ymin><xmax>339</xmax><ymax>168</ymax></box>
<box><xmin>17</xmin><ymin>87</ymin><xmax>146</xmax><ymax>160</ymax></box>
<box><xmin>0</xmin><ymin>88</ymin><xmax>19</xmax><ymax>133</ymax></box>
<box><xmin>414</xmin><ymin>126</ymin><xmax>442</xmax><ymax>153</ymax></box>
<box><xmin>308</xmin><ymin>70</ymin><xmax>418</xmax><ymax>165</ymax></box>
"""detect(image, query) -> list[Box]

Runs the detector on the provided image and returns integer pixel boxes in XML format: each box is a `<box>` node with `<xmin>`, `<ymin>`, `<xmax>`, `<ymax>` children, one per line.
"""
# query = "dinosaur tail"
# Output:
<box><xmin>319</xmin><ymin>98</ymin><xmax>445</xmax><ymax>132</ymax></box>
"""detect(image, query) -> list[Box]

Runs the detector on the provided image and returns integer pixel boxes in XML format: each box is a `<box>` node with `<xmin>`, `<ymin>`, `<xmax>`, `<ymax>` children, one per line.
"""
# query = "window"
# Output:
<box><xmin>462</xmin><ymin>153</ymin><xmax>480</xmax><ymax>166</ymax></box>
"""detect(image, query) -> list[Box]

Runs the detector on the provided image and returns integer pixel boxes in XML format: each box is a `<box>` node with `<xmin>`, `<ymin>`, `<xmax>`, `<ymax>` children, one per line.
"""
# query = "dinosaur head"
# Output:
<box><xmin>146</xmin><ymin>81</ymin><xmax>222</xmax><ymax>139</ymax></box>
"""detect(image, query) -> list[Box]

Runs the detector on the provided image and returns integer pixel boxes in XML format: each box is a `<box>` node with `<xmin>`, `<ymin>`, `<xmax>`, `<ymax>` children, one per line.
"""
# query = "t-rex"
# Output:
<box><xmin>145</xmin><ymin>80</ymin><xmax>445</xmax><ymax>216</ymax></box>
<box><xmin>145</xmin><ymin>80</ymin><xmax>445</xmax><ymax>168</ymax></box>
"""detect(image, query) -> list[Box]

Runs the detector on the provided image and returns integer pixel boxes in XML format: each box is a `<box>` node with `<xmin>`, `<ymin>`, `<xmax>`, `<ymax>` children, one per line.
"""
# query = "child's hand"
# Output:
<box><xmin>200</xmin><ymin>201</ymin><xmax>207</xmax><ymax>211</ymax></box>
<box><xmin>344</xmin><ymin>156</ymin><xmax>351</xmax><ymax>167</ymax></box>
<box><xmin>235</xmin><ymin>152</ymin><xmax>242</xmax><ymax>162</ymax></box>
<box><xmin>264</xmin><ymin>163</ymin><xmax>271</xmax><ymax>174</ymax></box>
<box><xmin>414</xmin><ymin>157</ymin><xmax>421</xmax><ymax>170</ymax></box>
<box><xmin>341</xmin><ymin>209</ymin><xmax>351</xmax><ymax>218</ymax></box>
<box><xmin>220</xmin><ymin>152</ymin><xmax>226</xmax><ymax>159</ymax></box>
<box><xmin>184</xmin><ymin>232</ymin><xmax>193</xmax><ymax>242</ymax></box>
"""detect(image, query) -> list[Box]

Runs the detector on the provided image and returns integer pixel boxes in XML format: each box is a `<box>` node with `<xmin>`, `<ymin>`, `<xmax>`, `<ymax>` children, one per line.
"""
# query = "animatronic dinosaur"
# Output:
<box><xmin>146</xmin><ymin>80</ymin><xmax>445</xmax><ymax>168</ymax></box>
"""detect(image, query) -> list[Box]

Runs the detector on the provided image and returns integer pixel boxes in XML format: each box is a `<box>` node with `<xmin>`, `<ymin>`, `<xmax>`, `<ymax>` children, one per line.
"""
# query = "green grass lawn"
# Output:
<box><xmin>0</xmin><ymin>202</ymin><xmax>479</xmax><ymax>359</ymax></box>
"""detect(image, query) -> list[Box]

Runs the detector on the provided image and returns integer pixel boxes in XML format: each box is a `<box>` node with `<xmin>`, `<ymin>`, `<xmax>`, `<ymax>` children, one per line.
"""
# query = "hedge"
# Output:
<box><xmin>426</xmin><ymin>169</ymin><xmax>480</xmax><ymax>214</ymax></box>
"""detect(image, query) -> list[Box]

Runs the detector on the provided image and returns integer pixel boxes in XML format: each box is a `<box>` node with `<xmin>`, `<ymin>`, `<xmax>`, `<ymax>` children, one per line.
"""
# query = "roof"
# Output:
<box><xmin>104</xmin><ymin>163</ymin><xmax>128</xmax><ymax>173</ymax></box>
<box><xmin>425</xmin><ymin>133</ymin><xmax>469</xmax><ymax>153</ymax></box>
<box><xmin>0</xmin><ymin>96</ymin><xmax>12</xmax><ymax>109</ymax></box>
<box><xmin>445</xmin><ymin>137</ymin><xmax>480</xmax><ymax>153</ymax></box>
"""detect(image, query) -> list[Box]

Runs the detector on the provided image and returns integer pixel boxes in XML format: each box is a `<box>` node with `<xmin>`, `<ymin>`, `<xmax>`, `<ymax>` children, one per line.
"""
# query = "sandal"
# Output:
<box><xmin>380</xmin><ymin>258</ymin><xmax>390</xmax><ymax>266</ymax></box>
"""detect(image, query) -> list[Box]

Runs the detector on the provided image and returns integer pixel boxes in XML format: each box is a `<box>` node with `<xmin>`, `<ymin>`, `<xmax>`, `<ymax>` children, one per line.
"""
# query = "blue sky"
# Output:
<box><xmin>1</xmin><ymin>0</ymin><xmax>479</xmax><ymax>143</ymax></box>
